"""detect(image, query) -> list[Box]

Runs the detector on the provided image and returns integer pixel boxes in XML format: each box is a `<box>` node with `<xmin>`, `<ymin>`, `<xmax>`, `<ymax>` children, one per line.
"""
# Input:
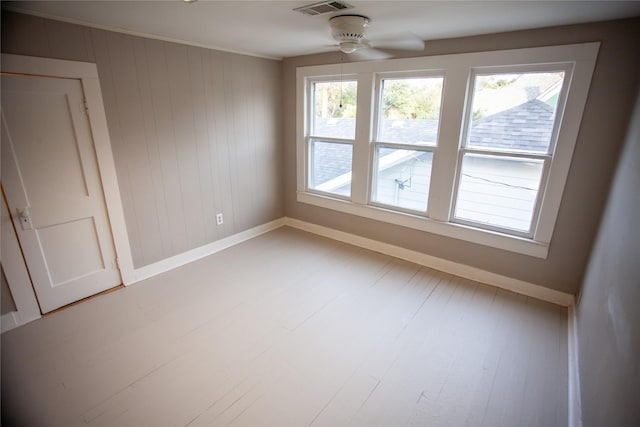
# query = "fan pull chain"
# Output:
<box><xmin>339</xmin><ymin>52</ymin><xmax>344</xmax><ymax>109</ymax></box>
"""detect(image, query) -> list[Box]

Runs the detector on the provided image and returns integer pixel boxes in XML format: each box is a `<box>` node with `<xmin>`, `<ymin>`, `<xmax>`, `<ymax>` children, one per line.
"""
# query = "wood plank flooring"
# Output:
<box><xmin>1</xmin><ymin>226</ymin><xmax>568</xmax><ymax>427</ymax></box>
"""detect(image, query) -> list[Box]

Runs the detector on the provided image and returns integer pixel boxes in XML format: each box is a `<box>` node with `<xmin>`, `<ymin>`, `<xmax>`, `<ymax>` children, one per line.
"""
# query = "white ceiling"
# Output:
<box><xmin>5</xmin><ymin>1</ymin><xmax>640</xmax><ymax>60</ymax></box>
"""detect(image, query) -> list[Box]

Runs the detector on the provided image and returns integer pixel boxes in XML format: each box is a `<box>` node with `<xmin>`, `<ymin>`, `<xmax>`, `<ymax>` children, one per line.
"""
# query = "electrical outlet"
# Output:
<box><xmin>216</xmin><ymin>213</ymin><xmax>223</xmax><ymax>225</ymax></box>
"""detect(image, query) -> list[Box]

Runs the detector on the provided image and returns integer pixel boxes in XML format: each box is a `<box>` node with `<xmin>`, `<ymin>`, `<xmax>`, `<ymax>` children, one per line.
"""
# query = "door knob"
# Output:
<box><xmin>18</xmin><ymin>206</ymin><xmax>34</xmax><ymax>230</ymax></box>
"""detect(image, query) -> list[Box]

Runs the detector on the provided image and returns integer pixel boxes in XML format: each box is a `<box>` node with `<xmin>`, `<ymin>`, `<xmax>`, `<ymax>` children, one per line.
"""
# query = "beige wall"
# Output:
<box><xmin>1</xmin><ymin>11</ymin><xmax>284</xmax><ymax>269</ymax></box>
<box><xmin>576</xmin><ymin>90</ymin><xmax>639</xmax><ymax>425</ymax></box>
<box><xmin>283</xmin><ymin>18</ymin><xmax>640</xmax><ymax>294</ymax></box>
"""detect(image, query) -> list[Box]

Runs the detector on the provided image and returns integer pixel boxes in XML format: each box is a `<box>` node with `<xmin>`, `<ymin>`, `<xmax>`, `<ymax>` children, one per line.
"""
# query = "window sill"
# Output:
<box><xmin>297</xmin><ymin>191</ymin><xmax>549</xmax><ymax>259</ymax></box>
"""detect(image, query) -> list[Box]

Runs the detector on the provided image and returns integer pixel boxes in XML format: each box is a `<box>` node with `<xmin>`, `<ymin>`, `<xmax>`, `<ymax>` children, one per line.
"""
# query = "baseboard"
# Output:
<box><xmin>567</xmin><ymin>305</ymin><xmax>583</xmax><ymax>427</ymax></box>
<box><xmin>284</xmin><ymin>217</ymin><xmax>575</xmax><ymax>307</ymax></box>
<box><xmin>125</xmin><ymin>215</ymin><xmax>574</xmax><ymax>307</ymax></box>
<box><xmin>127</xmin><ymin>218</ymin><xmax>287</xmax><ymax>285</ymax></box>
<box><xmin>1</xmin><ymin>310</ymin><xmax>41</xmax><ymax>333</ymax></box>
<box><xmin>1</xmin><ymin>312</ymin><xmax>19</xmax><ymax>333</ymax></box>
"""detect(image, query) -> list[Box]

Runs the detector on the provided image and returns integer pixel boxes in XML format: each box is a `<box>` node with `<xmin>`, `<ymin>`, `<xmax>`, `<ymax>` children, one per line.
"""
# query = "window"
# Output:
<box><xmin>371</xmin><ymin>76</ymin><xmax>443</xmax><ymax>212</ymax></box>
<box><xmin>296</xmin><ymin>43</ymin><xmax>599</xmax><ymax>257</ymax></box>
<box><xmin>307</xmin><ymin>79</ymin><xmax>357</xmax><ymax>197</ymax></box>
<box><xmin>452</xmin><ymin>69</ymin><xmax>567</xmax><ymax>236</ymax></box>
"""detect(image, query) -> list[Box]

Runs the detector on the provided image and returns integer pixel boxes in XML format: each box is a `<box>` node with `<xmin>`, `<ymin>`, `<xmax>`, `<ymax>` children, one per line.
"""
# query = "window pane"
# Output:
<box><xmin>379</xmin><ymin>77</ymin><xmax>443</xmax><ymax>145</ymax></box>
<box><xmin>454</xmin><ymin>154</ymin><xmax>544</xmax><ymax>232</ymax></box>
<box><xmin>312</xmin><ymin>80</ymin><xmax>357</xmax><ymax>139</ymax></box>
<box><xmin>372</xmin><ymin>147</ymin><xmax>433</xmax><ymax>212</ymax></box>
<box><xmin>467</xmin><ymin>72</ymin><xmax>565</xmax><ymax>153</ymax></box>
<box><xmin>309</xmin><ymin>140</ymin><xmax>352</xmax><ymax>197</ymax></box>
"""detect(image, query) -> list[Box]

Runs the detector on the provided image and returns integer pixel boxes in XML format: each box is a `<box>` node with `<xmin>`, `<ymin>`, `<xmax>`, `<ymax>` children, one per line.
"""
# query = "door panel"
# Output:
<box><xmin>10</xmin><ymin>88</ymin><xmax>90</xmax><ymax>204</ymax></box>
<box><xmin>1</xmin><ymin>73</ymin><xmax>121</xmax><ymax>313</ymax></box>
<box><xmin>38</xmin><ymin>217</ymin><xmax>105</xmax><ymax>287</ymax></box>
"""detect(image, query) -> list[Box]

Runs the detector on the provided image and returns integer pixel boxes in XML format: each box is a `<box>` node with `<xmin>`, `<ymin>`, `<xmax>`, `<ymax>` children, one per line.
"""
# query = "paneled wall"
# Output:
<box><xmin>2</xmin><ymin>11</ymin><xmax>283</xmax><ymax>268</ymax></box>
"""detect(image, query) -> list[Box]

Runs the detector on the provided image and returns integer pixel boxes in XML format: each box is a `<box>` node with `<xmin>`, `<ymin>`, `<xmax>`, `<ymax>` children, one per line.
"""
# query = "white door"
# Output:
<box><xmin>1</xmin><ymin>73</ymin><xmax>121</xmax><ymax>313</ymax></box>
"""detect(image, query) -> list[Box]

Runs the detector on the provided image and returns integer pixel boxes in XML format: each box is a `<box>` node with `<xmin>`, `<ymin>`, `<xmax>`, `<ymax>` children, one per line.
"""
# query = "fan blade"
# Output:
<box><xmin>350</xmin><ymin>48</ymin><xmax>393</xmax><ymax>61</ymax></box>
<box><xmin>373</xmin><ymin>33</ymin><xmax>425</xmax><ymax>52</ymax></box>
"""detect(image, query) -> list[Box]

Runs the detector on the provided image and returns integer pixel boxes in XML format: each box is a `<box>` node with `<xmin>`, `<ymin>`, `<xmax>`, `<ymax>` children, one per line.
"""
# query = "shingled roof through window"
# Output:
<box><xmin>311</xmin><ymin>98</ymin><xmax>556</xmax><ymax>186</ymax></box>
<box><xmin>469</xmin><ymin>99</ymin><xmax>556</xmax><ymax>152</ymax></box>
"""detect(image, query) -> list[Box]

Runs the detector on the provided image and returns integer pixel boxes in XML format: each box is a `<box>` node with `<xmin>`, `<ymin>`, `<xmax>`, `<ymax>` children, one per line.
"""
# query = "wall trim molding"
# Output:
<box><xmin>1</xmin><ymin>313</ymin><xmax>19</xmax><ymax>334</ymax></box>
<box><xmin>124</xmin><ymin>216</ymin><xmax>575</xmax><ymax>308</ymax></box>
<box><xmin>127</xmin><ymin>218</ymin><xmax>287</xmax><ymax>285</ymax></box>
<box><xmin>1</xmin><ymin>311</ymin><xmax>41</xmax><ymax>334</ymax></box>
<box><xmin>1</xmin><ymin>182</ymin><xmax>42</xmax><ymax>333</ymax></box>
<box><xmin>567</xmin><ymin>305</ymin><xmax>583</xmax><ymax>427</ymax></box>
<box><xmin>3</xmin><ymin>213</ymin><xmax>575</xmax><ymax>332</ymax></box>
<box><xmin>284</xmin><ymin>217</ymin><xmax>575</xmax><ymax>307</ymax></box>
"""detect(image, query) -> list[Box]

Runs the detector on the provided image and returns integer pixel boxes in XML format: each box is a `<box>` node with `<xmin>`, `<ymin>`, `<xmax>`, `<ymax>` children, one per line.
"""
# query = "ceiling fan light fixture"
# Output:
<box><xmin>339</xmin><ymin>42</ymin><xmax>359</xmax><ymax>54</ymax></box>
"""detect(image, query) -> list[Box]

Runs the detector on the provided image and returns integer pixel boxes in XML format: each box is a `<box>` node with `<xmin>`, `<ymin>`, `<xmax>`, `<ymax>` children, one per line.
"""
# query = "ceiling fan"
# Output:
<box><xmin>329</xmin><ymin>14</ymin><xmax>425</xmax><ymax>60</ymax></box>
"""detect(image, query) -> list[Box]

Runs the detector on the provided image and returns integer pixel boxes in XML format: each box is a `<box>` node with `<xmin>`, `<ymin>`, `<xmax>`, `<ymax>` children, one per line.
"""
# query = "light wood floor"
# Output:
<box><xmin>1</xmin><ymin>226</ymin><xmax>568</xmax><ymax>427</ymax></box>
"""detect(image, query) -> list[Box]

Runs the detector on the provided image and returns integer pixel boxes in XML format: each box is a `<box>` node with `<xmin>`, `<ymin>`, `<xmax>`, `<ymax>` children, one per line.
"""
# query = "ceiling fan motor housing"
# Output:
<box><xmin>329</xmin><ymin>14</ymin><xmax>370</xmax><ymax>54</ymax></box>
<box><xmin>330</xmin><ymin>14</ymin><xmax>369</xmax><ymax>43</ymax></box>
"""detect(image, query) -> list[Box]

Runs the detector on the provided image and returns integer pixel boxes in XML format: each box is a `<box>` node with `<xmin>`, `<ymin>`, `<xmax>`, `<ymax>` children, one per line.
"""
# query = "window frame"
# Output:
<box><xmin>307</xmin><ymin>138</ymin><xmax>354</xmax><ymax>199</ymax></box>
<box><xmin>296</xmin><ymin>43</ymin><xmax>599</xmax><ymax>258</ymax></box>
<box><xmin>369</xmin><ymin>144</ymin><xmax>435</xmax><ymax>214</ymax></box>
<box><xmin>451</xmin><ymin>150</ymin><xmax>550</xmax><ymax>238</ymax></box>
<box><xmin>369</xmin><ymin>72</ymin><xmax>445</xmax><ymax>214</ymax></box>
<box><xmin>450</xmin><ymin>63</ymin><xmax>573</xmax><ymax>237</ymax></box>
<box><xmin>305</xmin><ymin>76</ymin><xmax>358</xmax><ymax>200</ymax></box>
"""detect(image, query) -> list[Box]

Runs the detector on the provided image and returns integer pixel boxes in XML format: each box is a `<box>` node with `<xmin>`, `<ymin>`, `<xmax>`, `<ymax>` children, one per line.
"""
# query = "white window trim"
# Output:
<box><xmin>296</xmin><ymin>43</ymin><xmax>599</xmax><ymax>258</ymax></box>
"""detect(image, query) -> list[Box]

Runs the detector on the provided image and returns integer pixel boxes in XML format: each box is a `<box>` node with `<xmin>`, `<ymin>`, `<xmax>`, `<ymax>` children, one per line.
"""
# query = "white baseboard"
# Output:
<box><xmin>2</xmin><ymin>213</ymin><xmax>575</xmax><ymax>336</ymax></box>
<box><xmin>1</xmin><ymin>310</ymin><xmax>41</xmax><ymax>333</ymax></box>
<box><xmin>567</xmin><ymin>305</ymin><xmax>583</xmax><ymax>427</ymax></box>
<box><xmin>1</xmin><ymin>312</ymin><xmax>19</xmax><ymax>333</ymax></box>
<box><xmin>127</xmin><ymin>218</ymin><xmax>287</xmax><ymax>285</ymax></box>
<box><xmin>125</xmin><ymin>215</ymin><xmax>575</xmax><ymax>308</ymax></box>
<box><xmin>284</xmin><ymin>217</ymin><xmax>575</xmax><ymax>307</ymax></box>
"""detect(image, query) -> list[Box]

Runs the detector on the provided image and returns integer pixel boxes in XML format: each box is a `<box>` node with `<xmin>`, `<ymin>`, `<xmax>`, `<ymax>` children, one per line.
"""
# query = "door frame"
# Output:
<box><xmin>1</xmin><ymin>54</ymin><xmax>135</xmax><ymax>297</ymax></box>
<box><xmin>1</xmin><ymin>193</ymin><xmax>41</xmax><ymax>332</ymax></box>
